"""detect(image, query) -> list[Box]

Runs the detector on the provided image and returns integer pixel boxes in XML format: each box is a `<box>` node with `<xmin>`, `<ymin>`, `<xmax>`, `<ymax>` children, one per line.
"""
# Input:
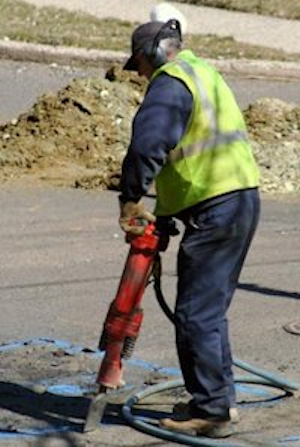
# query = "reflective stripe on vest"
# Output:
<box><xmin>168</xmin><ymin>59</ymin><xmax>248</xmax><ymax>164</ymax></box>
<box><xmin>168</xmin><ymin>129</ymin><xmax>248</xmax><ymax>163</ymax></box>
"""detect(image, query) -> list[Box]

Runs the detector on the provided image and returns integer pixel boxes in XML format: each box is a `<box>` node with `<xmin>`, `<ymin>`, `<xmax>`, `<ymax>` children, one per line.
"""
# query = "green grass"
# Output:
<box><xmin>185</xmin><ymin>34</ymin><xmax>300</xmax><ymax>62</ymax></box>
<box><xmin>176</xmin><ymin>0</ymin><xmax>300</xmax><ymax>20</ymax></box>
<box><xmin>0</xmin><ymin>0</ymin><xmax>299</xmax><ymax>62</ymax></box>
<box><xmin>0</xmin><ymin>1</ymin><xmax>134</xmax><ymax>51</ymax></box>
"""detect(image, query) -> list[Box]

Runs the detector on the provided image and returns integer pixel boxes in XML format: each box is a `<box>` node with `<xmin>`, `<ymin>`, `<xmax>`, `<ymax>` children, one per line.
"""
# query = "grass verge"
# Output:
<box><xmin>0</xmin><ymin>0</ymin><xmax>299</xmax><ymax>62</ymax></box>
<box><xmin>176</xmin><ymin>0</ymin><xmax>300</xmax><ymax>20</ymax></box>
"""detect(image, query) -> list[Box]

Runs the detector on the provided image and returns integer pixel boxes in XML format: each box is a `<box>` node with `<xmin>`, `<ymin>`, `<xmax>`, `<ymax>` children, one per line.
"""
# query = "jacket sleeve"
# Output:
<box><xmin>119</xmin><ymin>73</ymin><xmax>193</xmax><ymax>203</ymax></box>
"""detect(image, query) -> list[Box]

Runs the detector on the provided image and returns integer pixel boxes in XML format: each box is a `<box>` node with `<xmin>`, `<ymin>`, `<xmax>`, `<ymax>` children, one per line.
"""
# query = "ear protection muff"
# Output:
<box><xmin>143</xmin><ymin>19</ymin><xmax>182</xmax><ymax>68</ymax></box>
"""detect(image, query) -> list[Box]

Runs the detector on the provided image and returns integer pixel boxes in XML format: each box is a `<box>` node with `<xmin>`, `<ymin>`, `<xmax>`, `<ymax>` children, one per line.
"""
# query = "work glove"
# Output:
<box><xmin>119</xmin><ymin>199</ymin><xmax>156</xmax><ymax>235</ymax></box>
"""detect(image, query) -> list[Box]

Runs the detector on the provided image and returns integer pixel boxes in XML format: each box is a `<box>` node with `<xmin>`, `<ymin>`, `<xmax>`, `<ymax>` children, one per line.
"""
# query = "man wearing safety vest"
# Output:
<box><xmin>119</xmin><ymin>19</ymin><xmax>260</xmax><ymax>438</ymax></box>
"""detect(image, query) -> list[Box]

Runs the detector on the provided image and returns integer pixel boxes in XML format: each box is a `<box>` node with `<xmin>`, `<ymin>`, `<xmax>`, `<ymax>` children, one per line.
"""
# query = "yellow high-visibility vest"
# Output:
<box><xmin>152</xmin><ymin>50</ymin><xmax>260</xmax><ymax>216</ymax></box>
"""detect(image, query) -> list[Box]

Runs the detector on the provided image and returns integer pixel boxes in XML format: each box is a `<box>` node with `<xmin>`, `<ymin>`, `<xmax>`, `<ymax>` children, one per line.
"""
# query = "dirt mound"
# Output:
<box><xmin>244</xmin><ymin>98</ymin><xmax>300</xmax><ymax>193</ymax></box>
<box><xmin>0</xmin><ymin>65</ymin><xmax>146</xmax><ymax>188</ymax></box>
<box><xmin>245</xmin><ymin>97</ymin><xmax>300</xmax><ymax>144</ymax></box>
<box><xmin>0</xmin><ymin>67</ymin><xmax>299</xmax><ymax>194</ymax></box>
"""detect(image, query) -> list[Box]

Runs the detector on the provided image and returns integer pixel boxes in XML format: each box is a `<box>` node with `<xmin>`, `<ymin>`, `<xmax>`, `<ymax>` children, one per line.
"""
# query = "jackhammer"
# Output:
<box><xmin>84</xmin><ymin>217</ymin><xmax>300</xmax><ymax>438</ymax></box>
<box><xmin>84</xmin><ymin>220</ymin><xmax>167</xmax><ymax>431</ymax></box>
<box><xmin>96</xmin><ymin>222</ymin><xmax>159</xmax><ymax>390</ymax></box>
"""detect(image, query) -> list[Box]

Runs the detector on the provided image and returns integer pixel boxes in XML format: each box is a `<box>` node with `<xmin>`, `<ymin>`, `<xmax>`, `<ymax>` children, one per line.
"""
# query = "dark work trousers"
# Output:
<box><xmin>175</xmin><ymin>188</ymin><xmax>260</xmax><ymax>421</ymax></box>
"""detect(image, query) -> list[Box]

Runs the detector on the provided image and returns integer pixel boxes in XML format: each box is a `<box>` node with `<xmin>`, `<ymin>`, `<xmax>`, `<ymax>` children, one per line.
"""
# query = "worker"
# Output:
<box><xmin>119</xmin><ymin>19</ymin><xmax>260</xmax><ymax>438</ymax></box>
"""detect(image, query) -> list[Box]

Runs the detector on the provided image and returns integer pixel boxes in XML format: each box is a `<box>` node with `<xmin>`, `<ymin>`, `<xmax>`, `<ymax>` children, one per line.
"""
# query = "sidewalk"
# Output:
<box><xmin>0</xmin><ymin>0</ymin><xmax>299</xmax><ymax>81</ymax></box>
<box><xmin>23</xmin><ymin>0</ymin><xmax>300</xmax><ymax>53</ymax></box>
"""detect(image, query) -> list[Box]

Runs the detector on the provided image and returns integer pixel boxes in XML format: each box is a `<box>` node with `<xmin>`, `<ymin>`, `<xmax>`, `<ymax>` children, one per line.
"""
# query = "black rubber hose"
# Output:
<box><xmin>120</xmin><ymin>254</ymin><xmax>300</xmax><ymax>446</ymax></box>
<box><xmin>152</xmin><ymin>255</ymin><xmax>299</xmax><ymax>392</ymax></box>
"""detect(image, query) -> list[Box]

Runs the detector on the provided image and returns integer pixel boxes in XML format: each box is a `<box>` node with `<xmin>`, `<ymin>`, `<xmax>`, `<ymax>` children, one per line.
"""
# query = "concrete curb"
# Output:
<box><xmin>1</xmin><ymin>39</ymin><xmax>300</xmax><ymax>81</ymax></box>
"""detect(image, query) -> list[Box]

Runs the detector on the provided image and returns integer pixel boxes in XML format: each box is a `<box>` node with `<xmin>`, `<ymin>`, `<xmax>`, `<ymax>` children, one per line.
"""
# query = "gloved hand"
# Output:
<box><xmin>119</xmin><ymin>199</ymin><xmax>156</xmax><ymax>235</ymax></box>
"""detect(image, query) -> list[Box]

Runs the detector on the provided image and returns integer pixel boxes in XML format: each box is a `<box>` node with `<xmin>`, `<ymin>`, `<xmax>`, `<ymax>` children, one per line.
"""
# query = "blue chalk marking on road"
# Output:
<box><xmin>0</xmin><ymin>337</ymin><xmax>298</xmax><ymax>443</ymax></box>
<box><xmin>46</xmin><ymin>384</ymin><xmax>85</xmax><ymax>396</ymax></box>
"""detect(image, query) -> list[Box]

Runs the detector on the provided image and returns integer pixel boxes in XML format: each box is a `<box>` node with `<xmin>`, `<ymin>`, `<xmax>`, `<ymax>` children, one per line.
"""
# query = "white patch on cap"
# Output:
<box><xmin>150</xmin><ymin>2</ymin><xmax>188</xmax><ymax>34</ymax></box>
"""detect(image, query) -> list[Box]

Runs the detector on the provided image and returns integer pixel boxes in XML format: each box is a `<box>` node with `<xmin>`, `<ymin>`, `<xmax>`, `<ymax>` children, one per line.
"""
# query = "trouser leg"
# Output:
<box><xmin>175</xmin><ymin>189</ymin><xmax>260</xmax><ymax>420</ymax></box>
<box><xmin>220</xmin><ymin>317</ymin><xmax>236</xmax><ymax>408</ymax></box>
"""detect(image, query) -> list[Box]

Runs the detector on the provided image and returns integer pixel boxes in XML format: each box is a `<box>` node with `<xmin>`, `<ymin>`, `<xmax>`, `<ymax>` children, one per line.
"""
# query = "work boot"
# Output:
<box><xmin>173</xmin><ymin>401</ymin><xmax>240</xmax><ymax>424</ymax></box>
<box><xmin>159</xmin><ymin>416</ymin><xmax>234</xmax><ymax>438</ymax></box>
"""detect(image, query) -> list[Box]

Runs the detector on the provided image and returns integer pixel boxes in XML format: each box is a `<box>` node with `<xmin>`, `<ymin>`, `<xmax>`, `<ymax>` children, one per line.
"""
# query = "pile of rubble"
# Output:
<box><xmin>0</xmin><ymin>65</ymin><xmax>299</xmax><ymax>194</ymax></box>
<box><xmin>245</xmin><ymin>98</ymin><xmax>300</xmax><ymax>193</ymax></box>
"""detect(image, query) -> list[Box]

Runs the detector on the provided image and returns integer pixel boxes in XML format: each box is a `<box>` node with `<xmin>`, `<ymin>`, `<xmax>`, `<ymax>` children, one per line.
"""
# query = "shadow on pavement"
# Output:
<box><xmin>0</xmin><ymin>381</ymin><xmax>89</xmax><ymax>432</ymax></box>
<box><xmin>0</xmin><ymin>381</ymin><xmax>170</xmax><ymax>436</ymax></box>
<box><xmin>239</xmin><ymin>282</ymin><xmax>300</xmax><ymax>300</ymax></box>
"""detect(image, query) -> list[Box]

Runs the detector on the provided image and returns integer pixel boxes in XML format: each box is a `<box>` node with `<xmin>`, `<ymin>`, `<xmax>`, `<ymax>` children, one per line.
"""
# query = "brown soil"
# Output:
<box><xmin>0</xmin><ymin>64</ymin><xmax>299</xmax><ymax>195</ymax></box>
<box><xmin>245</xmin><ymin>98</ymin><xmax>300</xmax><ymax>193</ymax></box>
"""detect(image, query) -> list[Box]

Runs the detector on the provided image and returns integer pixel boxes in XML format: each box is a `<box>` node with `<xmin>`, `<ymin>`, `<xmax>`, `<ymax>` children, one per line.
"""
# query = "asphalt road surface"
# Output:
<box><xmin>0</xmin><ymin>59</ymin><xmax>299</xmax><ymax>125</ymax></box>
<box><xmin>0</xmin><ymin>185</ymin><xmax>299</xmax><ymax>366</ymax></box>
<box><xmin>0</xmin><ymin>59</ymin><xmax>300</xmax><ymax>446</ymax></box>
<box><xmin>0</xmin><ymin>185</ymin><xmax>300</xmax><ymax>446</ymax></box>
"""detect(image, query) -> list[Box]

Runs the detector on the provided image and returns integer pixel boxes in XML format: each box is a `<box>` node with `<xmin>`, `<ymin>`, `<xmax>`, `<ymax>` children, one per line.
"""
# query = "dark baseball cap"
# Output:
<box><xmin>124</xmin><ymin>20</ymin><xmax>181</xmax><ymax>71</ymax></box>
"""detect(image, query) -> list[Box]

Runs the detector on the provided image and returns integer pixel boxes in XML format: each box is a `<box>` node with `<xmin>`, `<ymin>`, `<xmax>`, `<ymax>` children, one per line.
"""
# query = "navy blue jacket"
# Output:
<box><xmin>120</xmin><ymin>73</ymin><xmax>193</xmax><ymax>203</ymax></box>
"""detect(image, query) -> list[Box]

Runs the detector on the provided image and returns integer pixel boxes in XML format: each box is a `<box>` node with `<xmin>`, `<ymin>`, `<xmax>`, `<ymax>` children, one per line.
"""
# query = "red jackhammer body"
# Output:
<box><xmin>96</xmin><ymin>223</ymin><xmax>159</xmax><ymax>390</ymax></box>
